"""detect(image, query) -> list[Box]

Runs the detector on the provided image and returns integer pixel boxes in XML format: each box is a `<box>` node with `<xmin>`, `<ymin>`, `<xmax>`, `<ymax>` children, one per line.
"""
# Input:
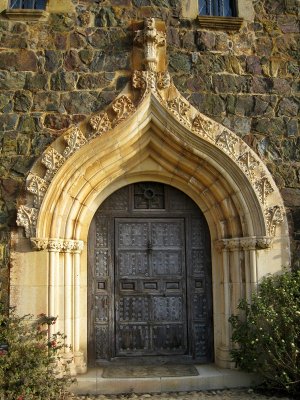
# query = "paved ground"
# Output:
<box><xmin>70</xmin><ymin>389</ymin><xmax>293</xmax><ymax>400</ymax></box>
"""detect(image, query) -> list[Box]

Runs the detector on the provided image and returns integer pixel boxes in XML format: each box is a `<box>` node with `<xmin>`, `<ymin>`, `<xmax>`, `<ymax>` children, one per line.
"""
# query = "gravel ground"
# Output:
<box><xmin>70</xmin><ymin>389</ymin><xmax>294</xmax><ymax>400</ymax></box>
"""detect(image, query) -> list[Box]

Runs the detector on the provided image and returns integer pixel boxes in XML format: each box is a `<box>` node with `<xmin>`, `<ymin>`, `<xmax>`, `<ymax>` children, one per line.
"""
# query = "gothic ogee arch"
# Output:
<box><xmin>14</xmin><ymin>19</ymin><xmax>290</xmax><ymax>373</ymax></box>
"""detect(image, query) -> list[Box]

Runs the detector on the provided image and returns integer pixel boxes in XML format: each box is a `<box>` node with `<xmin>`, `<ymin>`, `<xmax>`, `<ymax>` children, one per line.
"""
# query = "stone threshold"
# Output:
<box><xmin>71</xmin><ymin>364</ymin><xmax>259</xmax><ymax>395</ymax></box>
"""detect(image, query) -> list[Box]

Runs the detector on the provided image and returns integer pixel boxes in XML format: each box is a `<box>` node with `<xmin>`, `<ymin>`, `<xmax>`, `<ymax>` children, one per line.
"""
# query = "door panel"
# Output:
<box><xmin>115</xmin><ymin>218</ymin><xmax>187</xmax><ymax>356</ymax></box>
<box><xmin>88</xmin><ymin>183</ymin><xmax>213</xmax><ymax>364</ymax></box>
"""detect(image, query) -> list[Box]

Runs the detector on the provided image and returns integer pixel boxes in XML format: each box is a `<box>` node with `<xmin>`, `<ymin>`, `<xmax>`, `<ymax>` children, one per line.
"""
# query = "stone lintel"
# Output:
<box><xmin>198</xmin><ymin>16</ymin><xmax>243</xmax><ymax>31</ymax></box>
<box><xmin>4</xmin><ymin>9</ymin><xmax>49</xmax><ymax>21</ymax></box>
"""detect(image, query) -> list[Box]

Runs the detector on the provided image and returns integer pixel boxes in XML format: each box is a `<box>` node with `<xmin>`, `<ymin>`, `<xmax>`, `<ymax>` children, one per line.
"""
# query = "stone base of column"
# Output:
<box><xmin>215</xmin><ymin>345</ymin><xmax>235</xmax><ymax>369</ymax></box>
<box><xmin>74</xmin><ymin>351</ymin><xmax>87</xmax><ymax>374</ymax></box>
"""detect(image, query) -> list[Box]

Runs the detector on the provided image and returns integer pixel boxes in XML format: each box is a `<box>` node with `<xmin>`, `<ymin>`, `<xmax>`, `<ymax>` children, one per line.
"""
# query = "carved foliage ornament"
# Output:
<box><xmin>42</xmin><ymin>147</ymin><xmax>65</xmax><ymax>182</ymax></box>
<box><xmin>167</xmin><ymin>97</ymin><xmax>191</xmax><ymax>127</ymax></box>
<box><xmin>192</xmin><ymin>114</ymin><xmax>215</xmax><ymax>141</ymax></box>
<box><xmin>63</xmin><ymin>126</ymin><xmax>87</xmax><ymax>158</ymax></box>
<box><xmin>216</xmin><ymin>130</ymin><xmax>238</xmax><ymax>156</ymax></box>
<box><xmin>31</xmin><ymin>238</ymin><xmax>84</xmax><ymax>252</ymax></box>
<box><xmin>90</xmin><ymin>112</ymin><xmax>111</xmax><ymax>136</ymax></box>
<box><xmin>112</xmin><ymin>95</ymin><xmax>136</xmax><ymax>121</ymax></box>
<box><xmin>26</xmin><ymin>174</ymin><xmax>48</xmax><ymax>208</ymax></box>
<box><xmin>265</xmin><ymin>206</ymin><xmax>285</xmax><ymax>237</ymax></box>
<box><xmin>17</xmin><ymin>206</ymin><xmax>38</xmax><ymax>238</ymax></box>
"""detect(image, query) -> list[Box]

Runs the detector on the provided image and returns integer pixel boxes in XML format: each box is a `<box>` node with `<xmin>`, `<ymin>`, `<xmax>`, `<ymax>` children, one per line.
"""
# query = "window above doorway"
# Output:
<box><xmin>199</xmin><ymin>0</ymin><xmax>236</xmax><ymax>17</ymax></box>
<box><xmin>9</xmin><ymin>0</ymin><xmax>46</xmax><ymax>9</ymax></box>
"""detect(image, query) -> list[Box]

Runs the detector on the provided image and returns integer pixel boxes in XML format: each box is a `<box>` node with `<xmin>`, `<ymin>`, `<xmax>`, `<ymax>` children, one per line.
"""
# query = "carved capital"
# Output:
<box><xmin>42</xmin><ymin>147</ymin><xmax>65</xmax><ymax>182</ymax></box>
<box><xmin>17</xmin><ymin>206</ymin><xmax>38</xmax><ymax>238</ymax></box>
<box><xmin>30</xmin><ymin>237</ymin><xmax>49</xmax><ymax>251</ymax></box>
<box><xmin>256</xmin><ymin>236</ymin><xmax>273</xmax><ymax>249</ymax></box>
<box><xmin>30</xmin><ymin>238</ymin><xmax>84</xmax><ymax>253</ymax></box>
<box><xmin>239</xmin><ymin>237</ymin><xmax>258</xmax><ymax>250</ymax></box>
<box><xmin>26</xmin><ymin>174</ymin><xmax>49</xmax><ymax>208</ymax></box>
<box><xmin>48</xmin><ymin>239</ymin><xmax>64</xmax><ymax>252</ymax></box>
<box><xmin>63</xmin><ymin>126</ymin><xmax>87</xmax><ymax>158</ymax></box>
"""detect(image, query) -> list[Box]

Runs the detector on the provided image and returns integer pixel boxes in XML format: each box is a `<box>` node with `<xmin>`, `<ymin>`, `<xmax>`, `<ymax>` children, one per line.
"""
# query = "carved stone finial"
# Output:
<box><xmin>134</xmin><ymin>18</ymin><xmax>166</xmax><ymax>72</ymax></box>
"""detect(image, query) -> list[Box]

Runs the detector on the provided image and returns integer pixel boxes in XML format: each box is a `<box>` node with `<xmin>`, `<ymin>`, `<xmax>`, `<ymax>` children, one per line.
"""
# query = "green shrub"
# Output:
<box><xmin>229</xmin><ymin>270</ymin><xmax>300</xmax><ymax>396</ymax></box>
<box><xmin>0</xmin><ymin>305</ymin><xmax>75</xmax><ymax>400</ymax></box>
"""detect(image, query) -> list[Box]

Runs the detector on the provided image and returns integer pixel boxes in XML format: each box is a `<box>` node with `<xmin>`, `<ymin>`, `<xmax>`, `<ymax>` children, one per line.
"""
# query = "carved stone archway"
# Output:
<box><xmin>14</xmin><ymin>18</ymin><xmax>290</xmax><ymax>373</ymax></box>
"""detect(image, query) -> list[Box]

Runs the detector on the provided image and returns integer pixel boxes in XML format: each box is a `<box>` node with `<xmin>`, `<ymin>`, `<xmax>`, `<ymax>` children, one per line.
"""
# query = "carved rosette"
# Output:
<box><xmin>90</xmin><ymin>112</ymin><xmax>111</xmax><ymax>136</ymax></box>
<box><xmin>167</xmin><ymin>97</ymin><xmax>191</xmax><ymax>127</ymax></box>
<box><xmin>238</xmin><ymin>151</ymin><xmax>259</xmax><ymax>181</ymax></box>
<box><xmin>63</xmin><ymin>126</ymin><xmax>87</xmax><ymax>158</ymax></box>
<box><xmin>265</xmin><ymin>206</ymin><xmax>285</xmax><ymax>237</ymax></box>
<box><xmin>216</xmin><ymin>130</ymin><xmax>238</xmax><ymax>157</ymax></box>
<box><xmin>255</xmin><ymin>177</ymin><xmax>274</xmax><ymax>205</ymax></box>
<box><xmin>16</xmin><ymin>206</ymin><xmax>38</xmax><ymax>238</ymax></box>
<box><xmin>42</xmin><ymin>147</ymin><xmax>65</xmax><ymax>182</ymax></box>
<box><xmin>112</xmin><ymin>95</ymin><xmax>136</xmax><ymax>122</ymax></box>
<box><xmin>26</xmin><ymin>174</ymin><xmax>49</xmax><ymax>208</ymax></box>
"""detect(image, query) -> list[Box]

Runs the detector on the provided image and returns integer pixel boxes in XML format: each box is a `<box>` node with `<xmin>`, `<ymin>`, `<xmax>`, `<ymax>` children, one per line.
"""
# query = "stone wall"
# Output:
<box><xmin>0</xmin><ymin>0</ymin><xmax>299</xmax><ymax>303</ymax></box>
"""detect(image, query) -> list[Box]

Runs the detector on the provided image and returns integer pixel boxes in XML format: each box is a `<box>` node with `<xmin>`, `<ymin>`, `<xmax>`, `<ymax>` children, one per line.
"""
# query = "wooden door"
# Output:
<box><xmin>88</xmin><ymin>183</ymin><xmax>213</xmax><ymax>364</ymax></box>
<box><xmin>115</xmin><ymin>218</ymin><xmax>187</xmax><ymax>356</ymax></box>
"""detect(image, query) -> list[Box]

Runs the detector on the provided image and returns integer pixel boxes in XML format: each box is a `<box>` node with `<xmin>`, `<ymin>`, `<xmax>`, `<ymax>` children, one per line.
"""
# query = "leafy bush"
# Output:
<box><xmin>0</xmin><ymin>305</ymin><xmax>75</xmax><ymax>400</ymax></box>
<box><xmin>229</xmin><ymin>270</ymin><xmax>300</xmax><ymax>396</ymax></box>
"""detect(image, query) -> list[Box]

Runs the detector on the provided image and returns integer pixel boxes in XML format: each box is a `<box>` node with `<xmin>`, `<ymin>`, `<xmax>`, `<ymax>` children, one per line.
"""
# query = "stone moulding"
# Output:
<box><xmin>197</xmin><ymin>15</ymin><xmax>243</xmax><ymax>31</ymax></box>
<box><xmin>30</xmin><ymin>238</ymin><xmax>84</xmax><ymax>253</ymax></box>
<box><xmin>16</xmin><ymin>17</ymin><xmax>286</xmax><ymax>243</ymax></box>
<box><xmin>216</xmin><ymin>236</ymin><xmax>273</xmax><ymax>251</ymax></box>
<box><xmin>4</xmin><ymin>9</ymin><xmax>49</xmax><ymax>21</ymax></box>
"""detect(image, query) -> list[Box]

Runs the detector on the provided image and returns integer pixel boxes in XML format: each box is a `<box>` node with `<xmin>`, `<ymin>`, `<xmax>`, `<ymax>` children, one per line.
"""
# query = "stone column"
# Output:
<box><xmin>48</xmin><ymin>239</ymin><xmax>63</xmax><ymax>335</ymax></box>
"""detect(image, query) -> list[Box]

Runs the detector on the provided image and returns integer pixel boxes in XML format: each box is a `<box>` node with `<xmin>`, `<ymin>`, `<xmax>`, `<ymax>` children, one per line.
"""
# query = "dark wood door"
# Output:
<box><xmin>115</xmin><ymin>218</ymin><xmax>187</xmax><ymax>356</ymax></box>
<box><xmin>88</xmin><ymin>183</ymin><xmax>213</xmax><ymax>364</ymax></box>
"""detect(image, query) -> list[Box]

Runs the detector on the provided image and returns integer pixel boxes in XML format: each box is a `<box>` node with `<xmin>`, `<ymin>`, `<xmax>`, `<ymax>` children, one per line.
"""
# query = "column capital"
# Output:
<box><xmin>215</xmin><ymin>236</ymin><xmax>273</xmax><ymax>252</ymax></box>
<box><xmin>30</xmin><ymin>238</ymin><xmax>84</xmax><ymax>253</ymax></box>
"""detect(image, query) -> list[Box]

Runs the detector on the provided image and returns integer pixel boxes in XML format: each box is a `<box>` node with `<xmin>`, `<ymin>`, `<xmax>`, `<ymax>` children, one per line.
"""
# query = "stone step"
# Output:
<box><xmin>71</xmin><ymin>364</ymin><xmax>259</xmax><ymax>395</ymax></box>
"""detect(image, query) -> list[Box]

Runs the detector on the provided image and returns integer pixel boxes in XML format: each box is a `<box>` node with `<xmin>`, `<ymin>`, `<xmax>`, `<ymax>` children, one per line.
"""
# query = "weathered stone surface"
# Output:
<box><xmin>45</xmin><ymin>50</ymin><xmax>63</xmax><ymax>72</ymax></box>
<box><xmin>190</xmin><ymin>93</ymin><xmax>226</xmax><ymax>115</ymax></box>
<box><xmin>43</xmin><ymin>114</ymin><xmax>72</xmax><ymax>130</ymax></box>
<box><xmin>32</xmin><ymin>92</ymin><xmax>64</xmax><ymax>112</ymax></box>
<box><xmin>0</xmin><ymin>71</ymin><xmax>26</xmax><ymax>90</ymax></box>
<box><xmin>286</xmin><ymin>119</ymin><xmax>299</xmax><ymax>137</ymax></box>
<box><xmin>212</xmin><ymin>75</ymin><xmax>251</xmax><ymax>94</ymax></box>
<box><xmin>252</xmin><ymin>117</ymin><xmax>286</xmax><ymax>136</ymax></box>
<box><xmin>167</xmin><ymin>27</ymin><xmax>180</xmax><ymax>47</ymax></box>
<box><xmin>54</xmin><ymin>33</ymin><xmax>68</xmax><ymax>50</ymax></box>
<box><xmin>25</xmin><ymin>73</ymin><xmax>49</xmax><ymax>91</ymax></box>
<box><xmin>70</xmin><ymin>31</ymin><xmax>88</xmax><ymax>49</ymax></box>
<box><xmin>277</xmin><ymin>98</ymin><xmax>299</xmax><ymax>117</ymax></box>
<box><xmin>61</xmin><ymin>91</ymin><xmax>98</xmax><ymax>114</ymax></box>
<box><xmin>65</xmin><ymin>50</ymin><xmax>87</xmax><ymax>72</ymax></box>
<box><xmin>13</xmin><ymin>90</ymin><xmax>33</xmax><ymax>112</ymax></box>
<box><xmin>79</xmin><ymin>49</ymin><xmax>94</xmax><ymax>65</ymax></box>
<box><xmin>95</xmin><ymin>8</ymin><xmax>118</xmax><ymax>27</ymax></box>
<box><xmin>17</xmin><ymin>115</ymin><xmax>42</xmax><ymax>133</ymax></box>
<box><xmin>277</xmin><ymin>15</ymin><xmax>299</xmax><ymax>33</ymax></box>
<box><xmin>50</xmin><ymin>70</ymin><xmax>77</xmax><ymax>91</ymax></box>
<box><xmin>196</xmin><ymin>31</ymin><xmax>216</xmax><ymax>51</ymax></box>
<box><xmin>0</xmin><ymin>50</ymin><xmax>38</xmax><ymax>72</ymax></box>
<box><xmin>0</xmin><ymin>92</ymin><xmax>13</xmax><ymax>113</ymax></box>
<box><xmin>0</xmin><ymin>114</ymin><xmax>18</xmax><ymax>131</ymax></box>
<box><xmin>169</xmin><ymin>53</ymin><xmax>191</xmax><ymax>73</ymax></box>
<box><xmin>246</xmin><ymin>55</ymin><xmax>262</xmax><ymax>75</ymax></box>
<box><xmin>103</xmin><ymin>53</ymin><xmax>130</xmax><ymax>72</ymax></box>
<box><xmin>49</xmin><ymin>13</ymin><xmax>76</xmax><ymax>32</ymax></box>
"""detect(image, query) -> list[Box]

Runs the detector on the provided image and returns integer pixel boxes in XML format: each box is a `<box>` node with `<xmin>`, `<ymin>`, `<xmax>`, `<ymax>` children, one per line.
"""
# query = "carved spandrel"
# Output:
<box><xmin>119</xmin><ymin>251</ymin><xmax>149</xmax><ymax>277</ymax></box>
<box><xmin>119</xmin><ymin>296</ymin><xmax>150</xmax><ymax>322</ymax></box>
<box><xmin>152</xmin><ymin>251</ymin><xmax>182</xmax><ymax>275</ymax></box>
<box><xmin>265</xmin><ymin>206</ymin><xmax>284</xmax><ymax>237</ymax></box>
<box><xmin>118</xmin><ymin>222</ymin><xmax>148</xmax><ymax>248</ymax></box>
<box><xmin>192</xmin><ymin>115</ymin><xmax>215</xmax><ymax>141</ymax></box>
<box><xmin>152</xmin><ymin>296</ymin><xmax>183</xmax><ymax>321</ymax></box>
<box><xmin>95</xmin><ymin>295</ymin><xmax>109</xmax><ymax>322</ymax></box>
<box><xmin>151</xmin><ymin>222</ymin><xmax>182</xmax><ymax>247</ymax></box>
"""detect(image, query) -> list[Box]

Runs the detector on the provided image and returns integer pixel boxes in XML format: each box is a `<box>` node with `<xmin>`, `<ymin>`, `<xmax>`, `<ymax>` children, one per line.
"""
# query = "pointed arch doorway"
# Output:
<box><xmin>88</xmin><ymin>182</ymin><xmax>213</xmax><ymax>365</ymax></box>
